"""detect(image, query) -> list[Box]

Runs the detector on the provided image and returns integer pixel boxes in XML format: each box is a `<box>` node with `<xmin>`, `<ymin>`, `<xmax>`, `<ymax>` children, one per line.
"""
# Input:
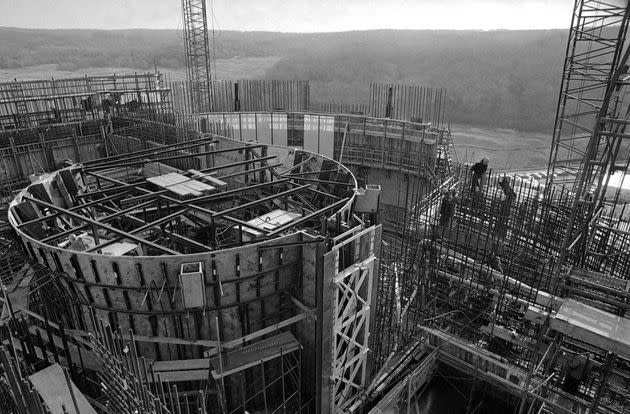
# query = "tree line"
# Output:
<box><xmin>0</xmin><ymin>27</ymin><xmax>570</xmax><ymax>131</ymax></box>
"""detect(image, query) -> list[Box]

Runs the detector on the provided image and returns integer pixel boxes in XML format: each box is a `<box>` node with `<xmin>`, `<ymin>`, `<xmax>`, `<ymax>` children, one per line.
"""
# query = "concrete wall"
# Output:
<box><xmin>9</xmin><ymin>136</ymin><xmax>358</xmax><ymax>363</ymax></box>
<box><xmin>180</xmin><ymin>112</ymin><xmax>439</xmax><ymax>180</ymax></box>
<box><xmin>16</xmin><ymin>212</ymin><xmax>307</xmax><ymax>361</ymax></box>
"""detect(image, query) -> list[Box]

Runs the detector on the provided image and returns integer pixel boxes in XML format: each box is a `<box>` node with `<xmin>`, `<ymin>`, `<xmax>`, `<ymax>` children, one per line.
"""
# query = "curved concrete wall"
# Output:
<box><xmin>16</xmin><ymin>225</ymin><xmax>307</xmax><ymax>361</ymax></box>
<box><xmin>180</xmin><ymin>112</ymin><xmax>440</xmax><ymax>178</ymax></box>
<box><xmin>8</xmin><ymin>139</ymin><xmax>358</xmax><ymax>361</ymax></box>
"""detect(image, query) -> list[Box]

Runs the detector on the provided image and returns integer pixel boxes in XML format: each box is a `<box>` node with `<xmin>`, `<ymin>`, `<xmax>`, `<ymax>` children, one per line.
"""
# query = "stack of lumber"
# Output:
<box><xmin>147</xmin><ymin>173</ymin><xmax>216</xmax><ymax>197</ymax></box>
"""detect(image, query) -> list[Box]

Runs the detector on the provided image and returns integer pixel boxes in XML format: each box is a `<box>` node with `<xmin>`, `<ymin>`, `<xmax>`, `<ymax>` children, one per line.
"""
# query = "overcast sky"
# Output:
<box><xmin>0</xmin><ymin>0</ymin><xmax>574</xmax><ymax>32</ymax></box>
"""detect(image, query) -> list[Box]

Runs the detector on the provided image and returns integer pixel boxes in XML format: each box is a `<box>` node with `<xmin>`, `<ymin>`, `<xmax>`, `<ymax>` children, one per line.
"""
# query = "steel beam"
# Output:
<box><xmin>85</xmin><ymin>143</ymin><xmax>262</xmax><ymax>171</ymax></box>
<box><xmin>93</xmin><ymin>203</ymin><xmax>213</xmax><ymax>252</ymax></box>
<box><xmin>86</xmin><ymin>207</ymin><xmax>191</xmax><ymax>253</ymax></box>
<box><xmin>189</xmin><ymin>179</ymin><xmax>289</xmax><ymax>203</ymax></box>
<box><xmin>83</xmin><ymin>135</ymin><xmax>225</xmax><ymax>167</ymax></box>
<box><xmin>23</xmin><ymin>195</ymin><xmax>180</xmax><ymax>255</ymax></box>
<box><xmin>18</xmin><ymin>187</ymin><xmax>135</xmax><ymax>228</ymax></box>
<box><xmin>267</xmin><ymin>197</ymin><xmax>350</xmax><ymax>237</ymax></box>
<box><xmin>87</xmin><ymin>171</ymin><xmax>273</xmax><ymax>235</ymax></box>
<box><xmin>74</xmin><ymin>183</ymin><xmax>147</xmax><ymax>199</ymax></box>
<box><xmin>287</xmin><ymin>176</ymin><xmax>355</xmax><ymax>187</ymax></box>
<box><xmin>212</xmin><ymin>184</ymin><xmax>311</xmax><ymax>218</ymax></box>
<box><xmin>219</xmin><ymin>163</ymin><xmax>284</xmax><ymax>180</ymax></box>
<box><xmin>199</xmin><ymin>156</ymin><xmax>277</xmax><ymax>174</ymax></box>
<box><xmin>39</xmin><ymin>198</ymin><xmax>158</xmax><ymax>244</ymax></box>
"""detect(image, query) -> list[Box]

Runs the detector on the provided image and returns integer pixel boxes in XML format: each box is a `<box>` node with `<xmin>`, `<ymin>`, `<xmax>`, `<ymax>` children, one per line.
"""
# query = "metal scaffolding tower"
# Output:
<box><xmin>547</xmin><ymin>0</ymin><xmax>630</xmax><ymax>189</ymax></box>
<box><xmin>182</xmin><ymin>0</ymin><xmax>213</xmax><ymax>113</ymax></box>
<box><xmin>548</xmin><ymin>1</ymin><xmax>630</xmax><ymax>274</ymax></box>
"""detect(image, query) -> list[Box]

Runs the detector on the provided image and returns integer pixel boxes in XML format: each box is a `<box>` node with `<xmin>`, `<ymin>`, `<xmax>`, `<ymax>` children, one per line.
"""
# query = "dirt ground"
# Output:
<box><xmin>450</xmin><ymin>124</ymin><xmax>551</xmax><ymax>171</ymax></box>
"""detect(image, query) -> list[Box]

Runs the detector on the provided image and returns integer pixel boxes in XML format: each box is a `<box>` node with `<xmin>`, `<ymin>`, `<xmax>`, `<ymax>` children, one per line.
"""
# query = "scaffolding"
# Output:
<box><xmin>366</xmin><ymin>159</ymin><xmax>630</xmax><ymax>412</ymax></box>
<box><xmin>2</xmin><ymin>2</ymin><xmax>630</xmax><ymax>406</ymax></box>
<box><xmin>0</xmin><ymin>74</ymin><xmax>171</xmax><ymax>130</ymax></box>
<box><xmin>547</xmin><ymin>0</ymin><xmax>630</xmax><ymax>188</ymax></box>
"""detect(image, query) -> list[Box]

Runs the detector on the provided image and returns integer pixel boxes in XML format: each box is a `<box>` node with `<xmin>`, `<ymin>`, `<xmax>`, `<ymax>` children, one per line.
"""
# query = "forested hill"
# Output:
<box><xmin>0</xmin><ymin>27</ymin><xmax>293</xmax><ymax>69</ymax></box>
<box><xmin>266</xmin><ymin>30</ymin><xmax>568</xmax><ymax>132</ymax></box>
<box><xmin>0</xmin><ymin>27</ymin><xmax>568</xmax><ymax>131</ymax></box>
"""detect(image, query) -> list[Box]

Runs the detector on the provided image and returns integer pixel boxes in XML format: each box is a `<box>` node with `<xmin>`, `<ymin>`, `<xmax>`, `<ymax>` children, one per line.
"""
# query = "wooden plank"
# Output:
<box><xmin>148</xmin><ymin>369</ymin><xmax>209</xmax><ymax>382</ymax></box>
<box><xmin>152</xmin><ymin>358</ymin><xmax>209</xmax><ymax>372</ymax></box>
<box><xmin>172</xmin><ymin>184</ymin><xmax>201</xmax><ymax>197</ymax></box>
<box><xmin>188</xmin><ymin>169</ymin><xmax>229</xmax><ymax>189</ymax></box>
<box><xmin>568</xmin><ymin>268</ymin><xmax>628</xmax><ymax>291</ymax></box>
<box><xmin>179</xmin><ymin>179</ymin><xmax>215</xmax><ymax>194</ymax></box>
<box><xmin>147</xmin><ymin>173</ymin><xmax>204</xmax><ymax>197</ymax></box>
<box><xmin>210</xmin><ymin>331</ymin><xmax>300</xmax><ymax>379</ymax></box>
<box><xmin>553</xmin><ymin>299</ymin><xmax>630</xmax><ymax>360</ymax></box>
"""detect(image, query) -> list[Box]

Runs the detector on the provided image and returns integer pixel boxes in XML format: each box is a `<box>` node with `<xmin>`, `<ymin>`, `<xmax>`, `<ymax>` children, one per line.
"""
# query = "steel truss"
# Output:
<box><xmin>323</xmin><ymin>225</ymin><xmax>380</xmax><ymax>412</ymax></box>
<box><xmin>552</xmin><ymin>1</ymin><xmax>630</xmax><ymax>276</ymax></box>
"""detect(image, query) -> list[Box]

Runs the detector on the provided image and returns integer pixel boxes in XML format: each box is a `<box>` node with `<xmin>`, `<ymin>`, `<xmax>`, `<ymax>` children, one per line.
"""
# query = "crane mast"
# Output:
<box><xmin>182</xmin><ymin>0</ymin><xmax>213</xmax><ymax>113</ymax></box>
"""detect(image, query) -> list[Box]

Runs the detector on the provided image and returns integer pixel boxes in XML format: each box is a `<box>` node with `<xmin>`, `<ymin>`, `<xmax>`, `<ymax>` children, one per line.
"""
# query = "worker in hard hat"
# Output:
<box><xmin>495</xmin><ymin>176</ymin><xmax>516</xmax><ymax>240</ymax></box>
<box><xmin>470</xmin><ymin>157</ymin><xmax>489</xmax><ymax>193</ymax></box>
<box><xmin>439</xmin><ymin>188</ymin><xmax>458</xmax><ymax>228</ymax></box>
<box><xmin>563</xmin><ymin>352</ymin><xmax>595</xmax><ymax>396</ymax></box>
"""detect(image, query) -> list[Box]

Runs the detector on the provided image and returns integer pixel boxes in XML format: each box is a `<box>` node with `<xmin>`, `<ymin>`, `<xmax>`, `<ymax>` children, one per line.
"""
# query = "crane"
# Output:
<box><xmin>182</xmin><ymin>0</ymin><xmax>214</xmax><ymax>113</ymax></box>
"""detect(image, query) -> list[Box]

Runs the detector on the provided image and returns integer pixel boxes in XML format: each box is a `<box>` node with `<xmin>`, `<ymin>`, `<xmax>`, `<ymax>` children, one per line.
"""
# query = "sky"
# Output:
<box><xmin>0</xmin><ymin>0</ymin><xmax>574</xmax><ymax>32</ymax></box>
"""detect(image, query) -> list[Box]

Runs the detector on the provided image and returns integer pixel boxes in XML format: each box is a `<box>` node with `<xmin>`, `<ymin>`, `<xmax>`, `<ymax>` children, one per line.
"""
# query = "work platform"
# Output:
<box><xmin>553</xmin><ymin>300</ymin><xmax>630</xmax><ymax>360</ymax></box>
<box><xmin>149</xmin><ymin>332</ymin><xmax>301</xmax><ymax>383</ymax></box>
<box><xmin>210</xmin><ymin>331</ymin><xmax>301</xmax><ymax>379</ymax></box>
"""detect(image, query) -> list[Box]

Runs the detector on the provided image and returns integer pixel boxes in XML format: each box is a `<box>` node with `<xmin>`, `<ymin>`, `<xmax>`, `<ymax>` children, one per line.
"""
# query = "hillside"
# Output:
<box><xmin>267</xmin><ymin>30</ymin><xmax>567</xmax><ymax>132</ymax></box>
<box><xmin>0</xmin><ymin>27</ymin><xmax>568</xmax><ymax>132</ymax></box>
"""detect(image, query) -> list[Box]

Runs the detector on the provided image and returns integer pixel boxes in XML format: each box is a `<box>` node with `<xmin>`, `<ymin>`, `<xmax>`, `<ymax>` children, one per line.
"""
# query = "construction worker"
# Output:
<box><xmin>562</xmin><ymin>352</ymin><xmax>595</xmax><ymax>396</ymax></box>
<box><xmin>483</xmin><ymin>243</ymin><xmax>504</xmax><ymax>274</ymax></box>
<box><xmin>439</xmin><ymin>188</ymin><xmax>458</xmax><ymax>227</ymax></box>
<box><xmin>495</xmin><ymin>176</ymin><xmax>516</xmax><ymax>240</ymax></box>
<box><xmin>47</xmin><ymin>105</ymin><xmax>61</xmax><ymax>124</ymax></box>
<box><xmin>470</xmin><ymin>157</ymin><xmax>489</xmax><ymax>193</ymax></box>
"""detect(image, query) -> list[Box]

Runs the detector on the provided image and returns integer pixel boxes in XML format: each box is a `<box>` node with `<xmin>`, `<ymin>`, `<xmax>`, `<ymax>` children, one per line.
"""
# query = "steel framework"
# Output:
<box><xmin>182</xmin><ymin>0</ymin><xmax>214</xmax><ymax>113</ymax></box>
<box><xmin>322</xmin><ymin>225</ymin><xmax>380</xmax><ymax>412</ymax></box>
<box><xmin>548</xmin><ymin>1</ymin><xmax>630</xmax><ymax>283</ymax></box>
<box><xmin>547</xmin><ymin>0</ymin><xmax>630</xmax><ymax>188</ymax></box>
